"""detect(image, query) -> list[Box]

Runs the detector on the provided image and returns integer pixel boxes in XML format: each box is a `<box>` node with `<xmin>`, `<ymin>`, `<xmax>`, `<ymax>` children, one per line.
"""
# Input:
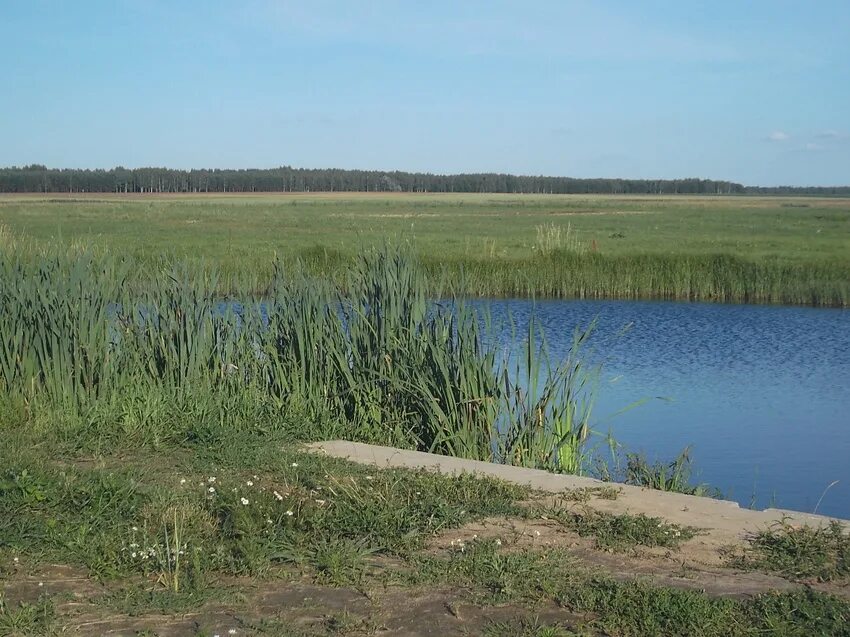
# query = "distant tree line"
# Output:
<box><xmin>0</xmin><ymin>165</ymin><xmax>846</xmax><ymax>195</ymax></box>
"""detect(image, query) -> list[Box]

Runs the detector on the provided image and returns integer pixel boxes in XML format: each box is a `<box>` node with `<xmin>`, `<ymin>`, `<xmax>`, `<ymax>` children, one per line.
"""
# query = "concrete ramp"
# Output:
<box><xmin>307</xmin><ymin>440</ymin><xmax>847</xmax><ymax>541</ymax></box>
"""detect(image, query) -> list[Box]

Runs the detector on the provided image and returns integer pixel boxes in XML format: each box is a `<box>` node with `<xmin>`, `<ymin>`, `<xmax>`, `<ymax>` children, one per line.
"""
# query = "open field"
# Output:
<box><xmin>2</xmin><ymin>192</ymin><xmax>849</xmax><ymax>305</ymax></box>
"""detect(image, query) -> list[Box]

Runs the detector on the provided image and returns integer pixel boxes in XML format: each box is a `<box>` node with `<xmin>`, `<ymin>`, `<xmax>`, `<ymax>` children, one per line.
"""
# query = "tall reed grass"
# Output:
<box><xmin>429</xmin><ymin>252</ymin><xmax>850</xmax><ymax>307</ymax></box>
<box><xmin>0</xmin><ymin>245</ymin><xmax>599</xmax><ymax>474</ymax></box>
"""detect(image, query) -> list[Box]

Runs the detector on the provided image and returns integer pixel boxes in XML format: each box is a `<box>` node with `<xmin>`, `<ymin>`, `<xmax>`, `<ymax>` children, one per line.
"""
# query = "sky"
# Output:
<box><xmin>2</xmin><ymin>0</ymin><xmax>849</xmax><ymax>186</ymax></box>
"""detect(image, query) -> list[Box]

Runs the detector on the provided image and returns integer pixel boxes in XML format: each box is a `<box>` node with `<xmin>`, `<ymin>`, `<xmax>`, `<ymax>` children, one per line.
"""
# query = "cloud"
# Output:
<box><xmin>767</xmin><ymin>131</ymin><xmax>789</xmax><ymax>142</ymax></box>
<box><xmin>814</xmin><ymin>129</ymin><xmax>849</xmax><ymax>141</ymax></box>
<box><xmin>804</xmin><ymin>142</ymin><xmax>824</xmax><ymax>151</ymax></box>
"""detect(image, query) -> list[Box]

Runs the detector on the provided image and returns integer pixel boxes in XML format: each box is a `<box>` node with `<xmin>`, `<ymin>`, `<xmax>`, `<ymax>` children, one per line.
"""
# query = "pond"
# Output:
<box><xmin>478</xmin><ymin>299</ymin><xmax>850</xmax><ymax>519</ymax></box>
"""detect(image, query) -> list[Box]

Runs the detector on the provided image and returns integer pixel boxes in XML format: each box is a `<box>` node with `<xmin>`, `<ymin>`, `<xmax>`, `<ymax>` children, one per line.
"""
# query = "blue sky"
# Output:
<box><xmin>2</xmin><ymin>1</ymin><xmax>849</xmax><ymax>185</ymax></box>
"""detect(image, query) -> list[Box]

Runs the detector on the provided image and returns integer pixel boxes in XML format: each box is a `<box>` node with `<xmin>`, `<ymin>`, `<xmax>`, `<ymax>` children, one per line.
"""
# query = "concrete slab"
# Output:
<box><xmin>306</xmin><ymin>440</ymin><xmax>848</xmax><ymax>542</ymax></box>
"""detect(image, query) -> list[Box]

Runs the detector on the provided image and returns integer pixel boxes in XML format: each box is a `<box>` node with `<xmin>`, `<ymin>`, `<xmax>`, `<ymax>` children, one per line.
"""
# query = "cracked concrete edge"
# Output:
<box><xmin>305</xmin><ymin>440</ymin><xmax>847</xmax><ymax>540</ymax></box>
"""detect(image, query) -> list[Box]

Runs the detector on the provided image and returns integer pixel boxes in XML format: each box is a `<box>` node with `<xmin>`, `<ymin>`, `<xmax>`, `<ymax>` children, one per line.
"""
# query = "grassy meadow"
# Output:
<box><xmin>1</xmin><ymin>192</ymin><xmax>849</xmax><ymax>305</ymax></box>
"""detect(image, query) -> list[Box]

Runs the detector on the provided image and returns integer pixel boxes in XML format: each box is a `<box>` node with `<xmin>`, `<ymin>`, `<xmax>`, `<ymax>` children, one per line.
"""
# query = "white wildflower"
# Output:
<box><xmin>179</xmin><ymin>478</ymin><xmax>186</xmax><ymax>485</ymax></box>
<box><xmin>240</xmin><ymin>497</ymin><xmax>250</xmax><ymax>506</ymax></box>
<box><xmin>315</xmin><ymin>499</ymin><xmax>326</xmax><ymax>505</ymax></box>
<box><xmin>38</xmin><ymin>582</ymin><xmax>43</xmax><ymax>587</ymax></box>
<box><xmin>495</xmin><ymin>539</ymin><xmax>502</xmax><ymax>546</ymax></box>
<box><xmin>273</xmin><ymin>490</ymin><xmax>284</xmax><ymax>501</ymax></box>
<box><xmin>131</xmin><ymin>552</ymin><xmax>137</xmax><ymax>558</ymax></box>
<box><xmin>365</xmin><ymin>475</ymin><xmax>373</xmax><ymax>481</ymax></box>
<box><xmin>132</xmin><ymin>526</ymin><xmax>138</xmax><ymax>532</ymax></box>
<box><xmin>246</xmin><ymin>480</ymin><xmax>254</xmax><ymax>486</ymax></box>
<box><xmin>285</xmin><ymin>510</ymin><xmax>294</xmax><ymax>516</ymax></box>
<box><xmin>291</xmin><ymin>462</ymin><xmax>298</xmax><ymax>468</ymax></box>
<box><xmin>228</xmin><ymin>629</ymin><xmax>237</xmax><ymax>635</ymax></box>
<box><xmin>208</xmin><ymin>477</ymin><xmax>216</xmax><ymax>483</ymax></box>
<box><xmin>208</xmin><ymin>486</ymin><xmax>216</xmax><ymax>494</ymax></box>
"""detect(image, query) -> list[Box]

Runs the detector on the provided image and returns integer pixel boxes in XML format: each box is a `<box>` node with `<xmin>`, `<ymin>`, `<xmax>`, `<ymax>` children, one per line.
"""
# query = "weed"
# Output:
<box><xmin>0</xmin><ymin>594</ymin><xmax>56</xmax><ymax>637</ymax></box>
<box><xmin>620</xmin><ymin>448</ymin><xmax>720</xmax><ymax>498</ymax></box>
<box><xmin>539</xmin><ymin>506</ymin><xmax>696</xmax><ymax>551</ymax></box>
<box><xmin>561</xmin><ymin>486</ymin><xmax>620</xmax><ymax>503</ymax></box>
<box><xmin>734</xmin><ymin>519</ymin><xmax>850</xmax><ymax>582</ymax></box>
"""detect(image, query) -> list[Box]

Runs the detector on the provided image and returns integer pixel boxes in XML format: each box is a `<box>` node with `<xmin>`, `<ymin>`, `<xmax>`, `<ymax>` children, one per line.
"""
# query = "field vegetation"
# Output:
<box><xmin>1</xmin><ymin>192</ymin><xmax>849</xmax><ymax>305</ymax></box>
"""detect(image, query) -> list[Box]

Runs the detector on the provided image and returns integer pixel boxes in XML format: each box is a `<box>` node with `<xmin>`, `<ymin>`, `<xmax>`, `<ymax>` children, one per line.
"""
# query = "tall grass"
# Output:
<box><xmin>0</xmin><ymin>245</ymin><xmax>598</xmax><ymax>474</ymax></box>
<box><xmin>430</xmin><ymin>252</ymin><xmax>850</xmax><ymax>307</ymax></box>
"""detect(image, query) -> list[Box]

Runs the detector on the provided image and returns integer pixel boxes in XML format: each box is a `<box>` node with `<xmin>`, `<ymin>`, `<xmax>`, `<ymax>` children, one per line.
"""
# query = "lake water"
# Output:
<box><xmin>476</xmin><ymin>299</ymin><xmax>850</xmax><ymax>519</ymax></box>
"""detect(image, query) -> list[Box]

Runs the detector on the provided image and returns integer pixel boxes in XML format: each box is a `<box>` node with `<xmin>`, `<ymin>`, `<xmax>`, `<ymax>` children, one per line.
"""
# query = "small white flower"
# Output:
<box><xmin>208</xmin><ymin>486</ymin><xmax>216</xmax><ymax>494</ymax></box>
<box><xmin>179</xmin><ymin>478</ymin><xmax>186</xmax><ymax>485</ymax></box>
<box><xmin>266</xmin><ymin>518</ymin><xmax>273</xmax><ymax>524</ymax></box>
<box><xmin>495</xmin><ymin>539</ymin><xmax>502</xmax><ymax>546</ymax></box>
<box><xmin>291</xmin><ymin>462</ymin><xmax>298</xmax><ymax>468</ymax></box>
<box><xmin>273</xmin><ymin>490</ymin><xmax>284</xmax><ymax>501</ymax></box>
<box><xmin>246</xmin><ymin>480</ymin><xmax>254</xmax><ymax>486</ymax></box>
<box><xmin>208</xmin><ymin>476</ymin><xmax>217</xmax><ymax>483</ymax></box>
<box><xmin>240</xmin><ymin>497</ymin><xmax>250</xmax><ymax>506</ymax></box>
<box><xmin>12</xmin><ymin>557</ymin><xmax>18</xmax><ymax>563</ymax></box>
<box><xmin>365</xmin><ymin>475</ymin><xmax>373</xmax><ymax>481</ymax></box>
<box><xmin>38</xmin><ymin>582</ymin><xmax>43</xmax><ymax>587</ymax></box>
<box><xmin>535</xmin><ymin>530</ymin><xmax>541</xmax><ymax>537</ymax></box>
<box><xmin>315</xmin><ymin>499</ymin><xmax>326</xmax><ymax>505</ymax></box>
<box><xmin>285</xmin><ymin>510</ymin><xmax>294</xmax><ymax>516</ymax></box>
<box><xmin>132</xmin><ymin>526</ymin><xmax>138</xmax><ymax>532</ymax></box>
<box><xmin>131</xmin><ymin>552</ymin><xmax>137</xmax><ymax>558</ymax></box>
<box><xmin>228</xmin><ymin>629</ymin><xmax>237</xmax><ymax>635</ymax></box>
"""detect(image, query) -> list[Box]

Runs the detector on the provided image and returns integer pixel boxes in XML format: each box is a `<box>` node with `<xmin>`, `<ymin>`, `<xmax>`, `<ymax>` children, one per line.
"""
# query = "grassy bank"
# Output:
<box><xmin>3</xmin><ymin>401</ymin><xmax>849</xmax><ymax>635</ymax></box>
<box><xmin>1</xmin><ymin>193</ymin><xmax>848</xmax><ymax>305</ymax></box>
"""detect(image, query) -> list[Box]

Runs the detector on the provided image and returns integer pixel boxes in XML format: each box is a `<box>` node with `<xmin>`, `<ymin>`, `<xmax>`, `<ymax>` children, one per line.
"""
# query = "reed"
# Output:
<box><xmin>0</xmin><ymin>245</ymin><xmax>600</xmax><ymax>474</ymax></box>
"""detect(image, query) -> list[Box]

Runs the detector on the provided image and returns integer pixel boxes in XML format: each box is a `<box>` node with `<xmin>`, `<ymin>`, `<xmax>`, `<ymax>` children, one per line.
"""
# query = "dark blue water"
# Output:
<box><xmin>477</xmin><ymin>299</ymin><xmax>850</xmax><ymax>519</ymax></box>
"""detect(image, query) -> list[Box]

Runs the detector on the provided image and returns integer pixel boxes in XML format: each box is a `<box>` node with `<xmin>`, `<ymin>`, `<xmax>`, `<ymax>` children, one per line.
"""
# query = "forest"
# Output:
<box><xmin>0</xmin><ymin>164</ymin><xmax>752</xmax><ymax>195</ymax></box>
<box><xmin>2</xmin><ymin>165</ymin><xmax>847</xmax><ymax>196</ymax></box>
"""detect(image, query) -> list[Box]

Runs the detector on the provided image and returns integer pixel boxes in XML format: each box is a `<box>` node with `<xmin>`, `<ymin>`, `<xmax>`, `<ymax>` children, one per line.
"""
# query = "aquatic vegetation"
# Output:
<box><xmin>0</xmin><ymin>245</ymin><xmax>600</xmax><ymax>475</ymax></box>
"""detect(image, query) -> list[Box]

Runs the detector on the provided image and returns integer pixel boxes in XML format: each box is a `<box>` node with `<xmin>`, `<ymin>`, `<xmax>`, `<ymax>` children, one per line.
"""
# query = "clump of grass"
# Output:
<box><xmin>561</xmin><ymin>486</ymin><xmax>621</xmax><ymax>503</ymax></box>
<box><xmin>483</xmin><ymin>618</ymin><xmax>587</xmax><ymax>636</ymax></box>
<box><xmin>535</xmin><ymin>222</ymin><xmax>584</xmax><ymax>256</ymax></box>
<box><xmin>539</xmin><ymin>506</ymin><xmax>696</xmax><ymax>551</ymax></box>
<box><xmin>0</xmin><ymin>594</ymin><xmax>55</xmax><ymax>636</ymax></box>
<box><xmin>734</xmin><ymin>519</ymin><xmax>850</xmax><ymax>582</ymax></box>
<box><xmin>616</xmin><ymin>448</ymin><xmax>720</xmax><ymax>498</ymax></box>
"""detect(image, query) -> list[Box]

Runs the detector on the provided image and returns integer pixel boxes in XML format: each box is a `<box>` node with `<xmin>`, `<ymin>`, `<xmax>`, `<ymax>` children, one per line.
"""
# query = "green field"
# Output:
<box><xmin>2</xmin><ymin>192</ymin><xmax>849</xmax><ymax>305</ymax></box>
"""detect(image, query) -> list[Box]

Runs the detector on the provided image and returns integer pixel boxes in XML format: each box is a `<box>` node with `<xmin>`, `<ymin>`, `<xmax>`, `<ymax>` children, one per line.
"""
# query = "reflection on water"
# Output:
<box><xmin>475</xmin><ymin>299</ymin><xmax>850</xmax><ymax>518</ymax></box>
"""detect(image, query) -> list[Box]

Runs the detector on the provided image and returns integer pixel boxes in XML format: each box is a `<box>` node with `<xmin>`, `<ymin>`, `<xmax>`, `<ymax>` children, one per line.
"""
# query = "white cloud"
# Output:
<box><xmin>804</xmin><ymin>142</ymin><xmax>824</xmax><ymax>151</ymax></box>
<box><xmin>815</xmin><ymin>129</ymin><xmax>848</xmax><ymax>140</ymax></box>
<box><xmin>767</xmin><ymin>131</ymin><xmax>789</xmax><ymax>142</ymax></box>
